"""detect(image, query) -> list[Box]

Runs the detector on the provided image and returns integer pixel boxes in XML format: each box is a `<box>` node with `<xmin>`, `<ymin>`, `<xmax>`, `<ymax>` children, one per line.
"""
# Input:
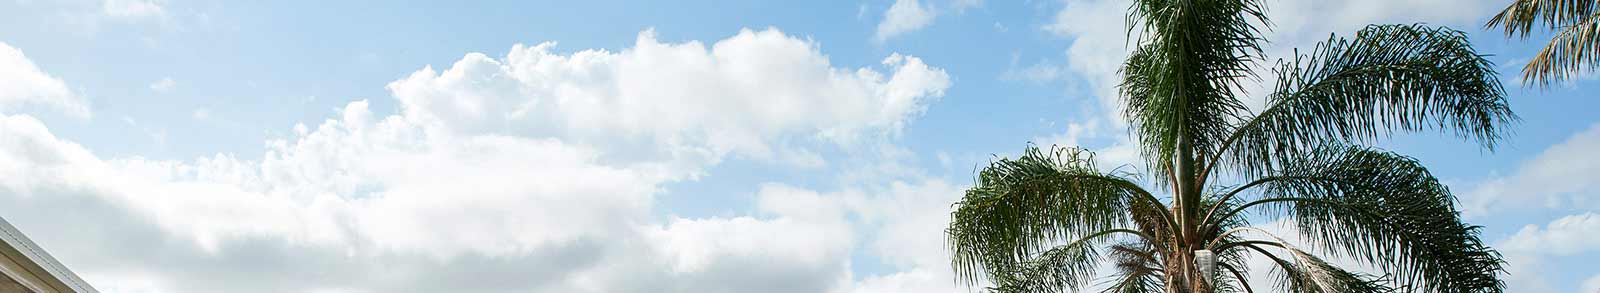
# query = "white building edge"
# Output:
<box><xmin>0</xmin><ymin>217</ymin><xmax>94</xmax><ymax>293</ymax></box>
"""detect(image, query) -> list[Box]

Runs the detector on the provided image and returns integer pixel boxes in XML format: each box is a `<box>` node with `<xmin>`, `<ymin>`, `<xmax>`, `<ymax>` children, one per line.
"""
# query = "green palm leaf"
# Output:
<box><xmin>1216</xmin><ymin>145</ymin><xmax>1505</xmax><ymax>293</ymax></box>
<box><xmin>1217</xmin><ymin>24</ymin><xmax>1514</xmax><ymax>178</ymax></box>
<box><xmin>1099</xmin><ymin>242</ymin><xmax>1165</xmax><ymax>293</ymax></box>
<box><xmin>1230</xmin><ymin>240</ymin><xmax>1393</xmax><ymax>293</ymax></box>
<box><xmin>1121</xmin><ymin>0</ymin><xmax>1266</xmax><ymax>187</ymax></box>
<box><xmin>948</xmin><ymin>146</ymin><xmax>1170</xmax><ymax>289</ymax></box>
<box><xmin>1486</xmin><ymin>0</ymin><xmax>1600</xmax><ymax>86</ymax></box>
<box><xmin>987</xmin><ymin>239</ymin><xmax>1105</xmax><ymax>293</ymax></box>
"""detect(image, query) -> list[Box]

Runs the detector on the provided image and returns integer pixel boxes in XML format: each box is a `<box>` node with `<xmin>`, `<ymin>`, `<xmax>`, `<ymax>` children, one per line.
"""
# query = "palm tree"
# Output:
<box><xmin>1486</xmin><ymin>0</ymin><xmax>1600</xmax><ymax>86</ymax></box>
<box><xmin>945</xmin><ymin>1</ymin><xmax>1515</xmax><ymax>292</ymax></box>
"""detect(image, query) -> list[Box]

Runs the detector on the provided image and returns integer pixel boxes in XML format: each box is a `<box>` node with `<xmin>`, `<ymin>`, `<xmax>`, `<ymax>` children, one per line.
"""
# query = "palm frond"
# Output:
<box><xmin>1225</xmin><ymin>145</ymin><xmax>1505</xmax><ymax>293</ymax></box>
<box><xmin>1241</xmin><ymin>243</ymin><xmax>1393</xmax><ymax>293</ymax></box>
<box><xmin>1212</xmin><ymin>223</ymin><xmax>1254</xmax><ymax>292</ymax></box>
<box><xmin>947</xmin><ymin>145</ymin><xmax>1169</xmax><ymax>288</ymax></box>
<box><xmin>1098</xmin><ymin>242</ymin><xmax>1166</xmax><ymax>293</ymax></box>
<box><xmin>1488</xmin><ymin>0</ymin><xmax>1599</xmax><ymax>38</ymax></box>
<box><xmin>1216</xmin><ymin>24</ymin><xmax>1514</xmax><ymax>177</ymax></box>
<box><xmin>1218</xmin><ymin>263</ymin><xmax>1255</xmax><ymax>293</ymax></box>
<box><xmin>1121</xmin><ymin>0</ymin><xmax>1267</xmax><ymax>185</ymax></box>
<box><xmin>1130</xmin><ymin>189</ymin><xmax>1177</xmax><ymax>251</ymax></box>
<box><xmin>1486</xmin><ymin>0</ymin><xmax>1600</xmax><ymax>86</ymax></box>
<box><xmin>987</xmin><ymin>240</ymin><xmax>1105</xmax><ymax>293</ymax></box>
<box><xmin>1211</xmin><ymin>228</ymin><xmax>1391</xmax><ymax>293</ymax></box>
<box><xmin>1521</xmin><ymin>12</ymin><xmax>1600</xmax><ymax>86</ymax></box>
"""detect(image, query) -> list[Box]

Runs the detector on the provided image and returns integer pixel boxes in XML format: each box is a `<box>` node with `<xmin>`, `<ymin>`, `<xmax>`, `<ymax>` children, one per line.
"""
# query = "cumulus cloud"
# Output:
<box><xmin>628</xmin><ymin>185</ymin><xmax>858</xmax><ymax>293</ymax></box>
<box><xmin>1042</xmin><ymin>0</ymin><xmax>1132</xmax><ymax>111</ymax></box>
<box><xmin>389</xmin><ymin>28</ymin><xmax>948</xmax><ymax>167</ymax></box>
<box><xmin>1463</xmin><ymin>123</ymin><xmax>1600</xmax><ymax>217</ymax></box>
<box><xmin>0</xmin><ymin>28</ymin><xmax>951</xmax><ymax>292</ymax></box>
<box><xmin>1500</xmin><ymin>212</ymin><xmax>1600</xmax><ymax>256</ymax></box>
<box><xmin>873</xmin><ymin>0</ymin><xmax>983</xmax><ymax>42</ymax></box>
<box><xmin>843</xmin><ymin>180</ymin><xmax>970</xmax><ymax>293</ymax></box>
<box><xmin>875</xmin><ymin>0</ymin><xmax>937</xmax><ymax>42</ymax></box>
<box><xmin>713</xmin><ymin>180</ymin><xmax>971</xmax><ymax>293</ymax></box>
<box><xmin>0</xmin><ymin>103</ymin><xmax>667</xmax><ymax>291</ymax></box>
<box><xmin>1494</xmin><ymin>212</ymin><xmax>1600</xmax><ymax>292</ymax></box>
<box><xmin>0</xmin><ymin>43</ymin><xmax>88</xmax><ymax>118</ymax></box>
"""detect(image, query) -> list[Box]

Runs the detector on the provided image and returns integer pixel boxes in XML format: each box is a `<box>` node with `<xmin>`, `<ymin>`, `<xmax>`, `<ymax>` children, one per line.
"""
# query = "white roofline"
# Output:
<box><xmin>0</xmin><ymin>217</ymin><xmax>96</xmax><ymax>293</ymax></box>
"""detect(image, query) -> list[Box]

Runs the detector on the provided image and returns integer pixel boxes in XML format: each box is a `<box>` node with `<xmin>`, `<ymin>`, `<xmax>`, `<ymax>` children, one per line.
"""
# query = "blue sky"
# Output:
<box><xmin>1</xmin><ymin>0</ymin><xmax>1598</xmax><ymax>292</ymax></box>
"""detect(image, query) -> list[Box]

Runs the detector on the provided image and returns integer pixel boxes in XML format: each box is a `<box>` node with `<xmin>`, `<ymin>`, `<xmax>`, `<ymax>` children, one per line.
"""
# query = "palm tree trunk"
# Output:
<box><xmin>1172</xmin><ymin>123</ymin><xmax>1210</xmax><ymax>293</ymax></box>
<box><xmin>1166</xmin><ymin>248</ymin><xmax>1213</xmax><ymax>293</ymax></box>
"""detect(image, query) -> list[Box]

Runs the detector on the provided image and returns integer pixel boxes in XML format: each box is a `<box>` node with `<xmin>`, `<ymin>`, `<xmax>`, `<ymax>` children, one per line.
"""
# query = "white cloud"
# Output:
<box><xmin>1043</xmin><ymin>0</ymin><xmax>1136</xmax><ymax>120</ymax></box>
<box><xmin>389</xmin><ymin>28</ymin><xmax>949</xmax><ymax>168</ymax></box>
<box><xmin>1582</xmin><ymin>274</ymin><xmax>1600</xmax><ymax>293</ymax></box>
<box><xmin>852</xmin><ymin>181</ymin><xmax>959</xmax><ymax>270</ymax></box>
<box><xmin>0</xmin><ymin>28</ymin><xmax>952</xmax><ymax>292</ymax></box>
<box><xmin>3</xmin><ymin>102</ymin><xmax>664</xmax><ymax>259</ymax></box>
<box><xmin>1023</xmin><ymin>0</ymin><xmax>1148</xmax><ymax>171</ymax></box>
<box><xmin>1494</xmin><ymin>212</ymin><xmax>1600</xmax><ymax>292</ymax></box>
<box><xmin>1267</xmin><ymin>0</ymin><xmax>1492</xmax><ymax>43</ymax></box>
<box><xmin>873</xmin><ymin>0</ymin><xmax>981</xmax><ymax>42</ymax></box>
<box><xmin>875</xmin><ymin>0</ymin><xmax>937</xmax><ymax>42</ymax></box>
<box><xmin>1501</xmin><ymin>252</ymin><xmax>1558</xmax><ymax>292</ymax></box>
<box><xmin>149</xmin><ymin>77</ymin><xmax>175</xmax><ymax>92</ymax></box>
<box><xmin>1464</xmin><ymin>122</ymin><xmax>1600</xmax><ymax>217</ymax></box>
<box><xmin>101</xmin><ymin>0</ymin><xmax>165</xmax><ymax>19</ymax></box>
<box><xmin>769</xmin><ymin>179</ymin><xmax>972</xmax><ymax>293</ymax></box>
<box><xmin>1500</xmin><ymin>212</ymin><xmax>1600</xmax><ymax>256</ymax></box>
<box><xmin>642</xmin><ymin>185</ymin><xmax>855</xmax><ymax>288</ymax></box>
<box><xmin>0</xmin><ymin>43</ymin><xmax>88</xmax><ymax>118</ymax></box>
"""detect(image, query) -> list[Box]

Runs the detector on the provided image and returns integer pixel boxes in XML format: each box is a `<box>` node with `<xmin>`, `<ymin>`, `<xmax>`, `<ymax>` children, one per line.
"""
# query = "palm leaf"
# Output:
<box><xmin>1237</xmin><ymin>242</ymin><xmax>1393</xmax><ymax>293</ymax></box>
<box><xmin>1485</xmin><ymin>0</ymin><xmax>1600</xmax><ymax>85</ymax></box>
<box><xmin>1488</xmin><ymin>0</ymin><xmax>1598</xmax><ymax>37</ymax></box>
<box><xmin>1522</xmin><ymin>12</ymin><xmax>1600</xmax><ymax>86</ymax></box>
<box><xmin>1121</xmin><ymin>0</ymin><xmax>1267</xmax><ymax>186</ymax></box>
<box><xmin>987</xmin><ymin>240</ymin><xmax>1105</xmax><ymax>293</ymax></box>
<box><xmin>1221</xmin><ymin>145</ymin><xmax>1505</xmax><ymax>293</ymax></box>
<box><xmin>1216</xmin><ymin>24</ymin><xmax>1514</xmax><ymax>178</ymax></box>
<box><xmin>1097</xmin><ymin>242</ymin><xmax>1165</xmax><ymax>293</ymax></box>
<box><xmin>947</xmin><ymin>145</ymin><xmax>1170</xmax><ymax>288</ymax></box>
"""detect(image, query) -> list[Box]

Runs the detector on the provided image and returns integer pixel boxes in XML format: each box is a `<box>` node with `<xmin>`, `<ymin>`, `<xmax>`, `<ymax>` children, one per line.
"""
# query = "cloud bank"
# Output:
<box><xmin>0</xmin><ymin>29</ymin><xmax>959</xmax><ymax>292</ymax></box>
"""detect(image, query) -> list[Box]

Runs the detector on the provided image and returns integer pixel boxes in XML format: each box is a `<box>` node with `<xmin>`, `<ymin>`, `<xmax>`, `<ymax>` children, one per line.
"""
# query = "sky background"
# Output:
<box><xmin>0</xmin><ymin>0</ymin><xmax>1597</xmax><ymax>292</ymax></box>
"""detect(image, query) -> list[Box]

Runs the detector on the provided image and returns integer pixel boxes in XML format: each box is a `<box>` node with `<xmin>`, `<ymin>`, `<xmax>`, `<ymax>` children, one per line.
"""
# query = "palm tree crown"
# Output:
<box><xmin>946</xmin><ymin>0</ymin><xmax>1516</xmax><ymax>292</ymax></box>
<box><xmin>1486</xmin><ymin>0</ymin><xmax>1600</xmax><ymax>86</ymax></box>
